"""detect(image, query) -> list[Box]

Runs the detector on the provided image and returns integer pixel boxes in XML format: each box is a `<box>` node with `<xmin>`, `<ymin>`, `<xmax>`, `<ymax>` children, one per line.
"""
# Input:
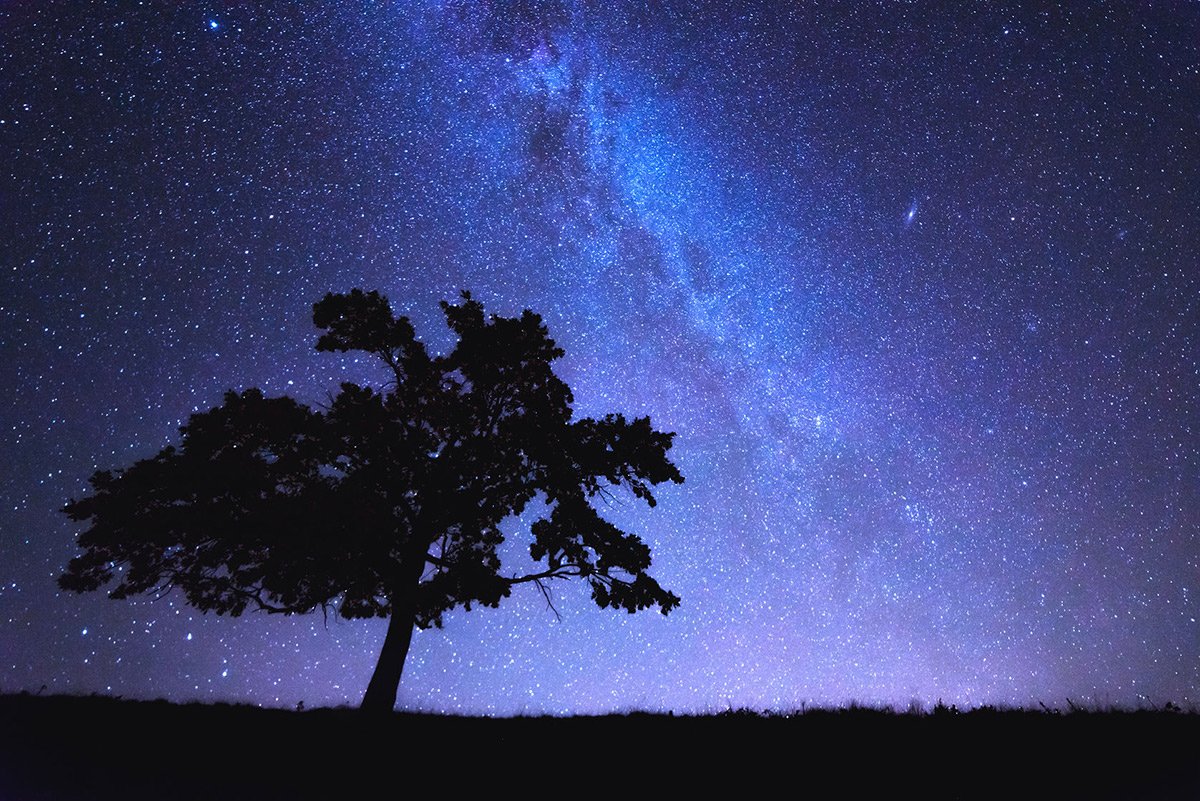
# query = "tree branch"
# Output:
<box><xmin>377</xmin><ymin>348</ymin><xmax>404</xmax><ymax>390</ymax></box>
<box><xmin>532</xmin><ymin>577</ymin><xmax>562</xmax><ymax>622</ymax></box>
<box><xmin>504</xmin><ymin>566</ymin><xmax>584</xmax><ymax>585</ymax></box>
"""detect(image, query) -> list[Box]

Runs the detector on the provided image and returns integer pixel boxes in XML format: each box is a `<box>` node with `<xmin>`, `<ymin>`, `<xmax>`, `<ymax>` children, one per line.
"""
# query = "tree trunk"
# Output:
<box><xmin>360</xmin><ymin>595</ymin><xmax>416</xmax><ymax>713</ymax></box>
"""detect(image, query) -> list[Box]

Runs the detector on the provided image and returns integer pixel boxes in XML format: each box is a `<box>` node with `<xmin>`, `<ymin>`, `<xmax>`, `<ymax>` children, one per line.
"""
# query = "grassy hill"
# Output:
<box><xmin>1</xmin><ymin>693</ymin><xmax>1196</xmax><ymax>799</ymax></box>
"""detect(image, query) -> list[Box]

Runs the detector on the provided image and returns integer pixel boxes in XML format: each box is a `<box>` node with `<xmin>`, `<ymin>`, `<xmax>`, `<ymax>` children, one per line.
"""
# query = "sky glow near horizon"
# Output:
<box><xmin>1</xmin><ymin>2</ymin><xmax>1197</xmax><ymax>714</ymax></box>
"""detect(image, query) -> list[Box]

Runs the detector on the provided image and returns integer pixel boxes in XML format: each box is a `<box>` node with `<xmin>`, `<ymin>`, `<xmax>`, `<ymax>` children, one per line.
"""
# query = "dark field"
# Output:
<box><xmin>1</xmin><ymin>693</ymin><xmax>1196</xmax><ymax>800</ymax></box>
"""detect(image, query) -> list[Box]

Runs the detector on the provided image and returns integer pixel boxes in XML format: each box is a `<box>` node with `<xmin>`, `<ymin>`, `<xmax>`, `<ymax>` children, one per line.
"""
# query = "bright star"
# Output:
<box><xmin>208</xmin><ymin>19</ymin><xmax>219</xmax><ymax>30</ymax></box>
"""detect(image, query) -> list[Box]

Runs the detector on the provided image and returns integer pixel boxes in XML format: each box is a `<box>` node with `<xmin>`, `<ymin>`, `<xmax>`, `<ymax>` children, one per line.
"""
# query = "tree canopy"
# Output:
<box><xmin>60</xmin><ymin>289</ymin><xmax>684</xmax><ymax>711</ymax></box>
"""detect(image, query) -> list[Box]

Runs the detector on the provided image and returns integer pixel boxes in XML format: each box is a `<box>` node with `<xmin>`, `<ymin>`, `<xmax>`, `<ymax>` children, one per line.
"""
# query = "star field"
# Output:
<box><xmin>1</xmin><ymin>2</ymin><xmax>1197</xmax><ymax>714</ymax></box>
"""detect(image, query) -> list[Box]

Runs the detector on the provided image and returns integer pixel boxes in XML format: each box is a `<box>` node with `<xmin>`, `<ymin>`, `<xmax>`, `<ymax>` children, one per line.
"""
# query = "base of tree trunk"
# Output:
<box><xmin>360</xmin><ymin>609</ymin><xmax>415</xmax><ymax>713</ymax></box>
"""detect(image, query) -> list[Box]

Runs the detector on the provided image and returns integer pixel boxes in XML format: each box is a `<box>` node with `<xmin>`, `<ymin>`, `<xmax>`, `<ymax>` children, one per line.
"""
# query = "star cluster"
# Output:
<box><xmin>1</xmin><ymin>2</ymin><xmax>1197</xmax><ymax>714</ymax></box>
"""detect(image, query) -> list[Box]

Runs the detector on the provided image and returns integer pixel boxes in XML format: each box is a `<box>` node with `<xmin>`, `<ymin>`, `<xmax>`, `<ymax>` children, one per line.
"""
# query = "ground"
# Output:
<box><xmin>0</xmin><ymin>694</ymin><xmax>1196</xmax><ymax>799</ymax></box>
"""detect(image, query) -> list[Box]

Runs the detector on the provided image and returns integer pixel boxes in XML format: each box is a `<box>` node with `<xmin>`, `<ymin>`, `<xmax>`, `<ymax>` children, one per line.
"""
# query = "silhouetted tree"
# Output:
<box><xmin>60</xmin><ymin>290</ymin><xmax>683</xmax><ymax>712</ymax></box>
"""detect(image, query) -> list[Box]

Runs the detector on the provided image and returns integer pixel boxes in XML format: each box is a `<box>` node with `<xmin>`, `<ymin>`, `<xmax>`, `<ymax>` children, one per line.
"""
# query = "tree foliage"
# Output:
<box><xmin>60</xmin><ymin>289</ymin><xmax>684</xmax><ymax>708</ymax></box>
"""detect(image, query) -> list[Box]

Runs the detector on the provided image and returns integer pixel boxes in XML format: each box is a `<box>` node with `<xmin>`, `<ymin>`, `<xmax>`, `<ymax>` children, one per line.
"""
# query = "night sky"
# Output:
<box><xmin>2</xmin><ymin>2</ymin><xmax>1197</xmax><ymax>715</ymax></box>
